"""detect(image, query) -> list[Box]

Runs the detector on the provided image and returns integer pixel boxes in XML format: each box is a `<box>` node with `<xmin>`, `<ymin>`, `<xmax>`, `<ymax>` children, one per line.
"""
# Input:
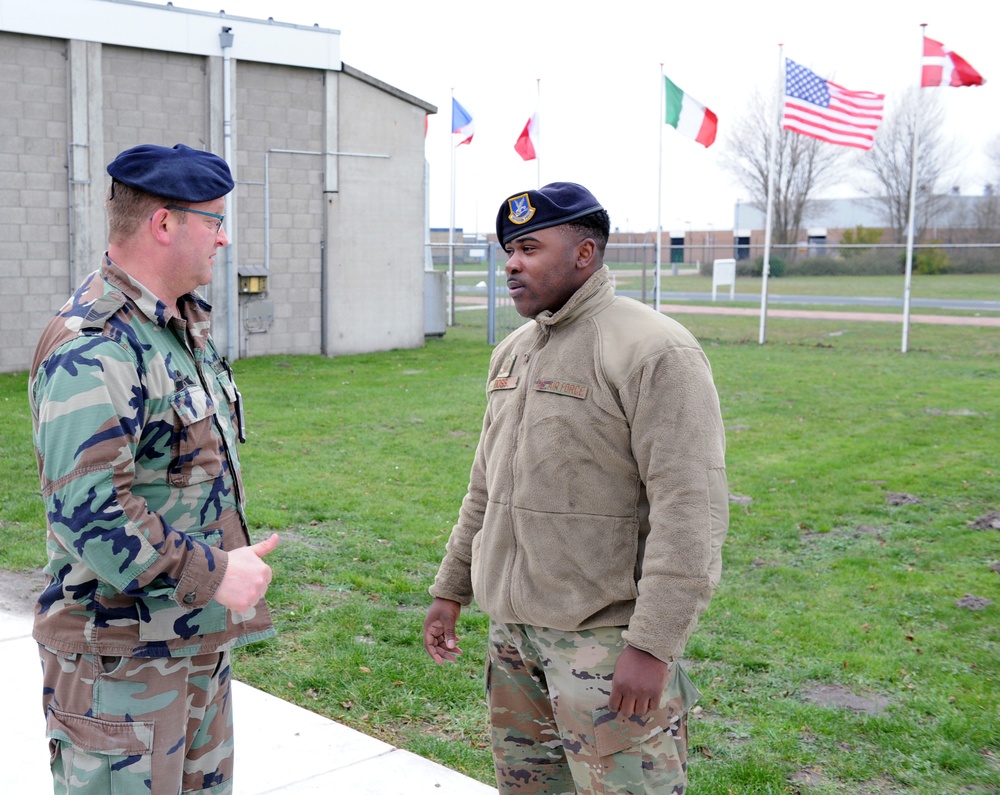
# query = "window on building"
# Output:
<box><xmin>806</xmin><ymin>228</ymin><xmax>827</xmax><ymax>257</ymax></box>
<box><xmin>670</xmin><ymin>236</ymin><xmax>684</xmax><ymax>264</ymax></box>
<box><xmin>734</xmin><ymin>235</ymin><xmax>750</xmax><ymax>261</ymax></box>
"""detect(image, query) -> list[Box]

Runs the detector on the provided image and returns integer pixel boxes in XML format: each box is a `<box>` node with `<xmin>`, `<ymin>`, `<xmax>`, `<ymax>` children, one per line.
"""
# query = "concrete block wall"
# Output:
<box><xmin>235</xmin><ymin>62</ymin><xmax>326</xmax><ymax>358</ymax></box>
<box><xmin>103</xmin><ymin>46</ymin><xmax>209</xmax><ymax>162</ymax></box>
<box><xmin>0</xmin><ymin>32</ymin><xmax>70</xmax><ymax>373</ymax></box>
<box><xmin>327</xmin><ymin>74</ymin><xmax>427</xmax><ymax>356</ymax></box>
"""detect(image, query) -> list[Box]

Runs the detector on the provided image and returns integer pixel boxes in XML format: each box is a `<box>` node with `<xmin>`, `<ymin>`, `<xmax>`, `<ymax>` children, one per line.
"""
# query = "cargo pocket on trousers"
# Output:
<box><xmin>592</xmin><ymin>663</ymin><xmax>700</xmax><ymax>757</ymax></box>
<box><xmin>46</xmin><ymin>706</ymin><xmax>153</xmax><ymax>786</ymax></box>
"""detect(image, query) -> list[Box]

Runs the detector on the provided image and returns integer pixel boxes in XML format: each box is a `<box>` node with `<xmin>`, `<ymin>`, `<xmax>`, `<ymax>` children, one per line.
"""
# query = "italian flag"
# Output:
<box><xmin>664</xmin><ymin>75</ymin><xmax>717</xmax><ymax>148</ymax></box>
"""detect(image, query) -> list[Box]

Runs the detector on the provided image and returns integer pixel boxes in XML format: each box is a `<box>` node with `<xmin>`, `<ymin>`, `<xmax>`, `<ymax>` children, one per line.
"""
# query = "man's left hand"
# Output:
<box><xmin>608</xmin><ymin>645</ymin><xmax>669</xmax><ymax>718</ymax></box>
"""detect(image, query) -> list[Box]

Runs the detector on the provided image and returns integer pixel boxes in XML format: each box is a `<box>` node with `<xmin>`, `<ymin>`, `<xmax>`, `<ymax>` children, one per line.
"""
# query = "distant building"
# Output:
<box><xmin>730</xmin><ymin>195</ymin><xmax>999</xmax><ymax>251</ymax></box>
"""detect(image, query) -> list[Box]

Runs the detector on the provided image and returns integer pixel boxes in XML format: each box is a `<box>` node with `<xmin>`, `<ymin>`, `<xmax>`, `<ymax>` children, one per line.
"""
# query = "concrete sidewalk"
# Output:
<box><xmin>1</xmin><ymin>610</ymin><xmax>494</xmax><ymax>794</ymax></box>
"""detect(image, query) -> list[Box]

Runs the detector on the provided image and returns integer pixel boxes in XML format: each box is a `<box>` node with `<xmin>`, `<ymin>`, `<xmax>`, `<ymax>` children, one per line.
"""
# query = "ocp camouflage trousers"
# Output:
<box><xmin>486</xmin><ymin>622</ymin><xmax>701</xmax><ymax>795</ymax></box>
<box><xmin>39</xmin><ymin>645</ymin><xmax>235</xmax><ymax>795</ymax></box>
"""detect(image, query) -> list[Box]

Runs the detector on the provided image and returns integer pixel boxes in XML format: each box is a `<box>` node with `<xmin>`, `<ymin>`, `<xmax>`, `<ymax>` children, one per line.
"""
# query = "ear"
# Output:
<box><xmin>149</xmin><ymin>207</ymin><xmax>172</xmax><ymax>244</ymax></box>
<box><xmin>574</xmin><ymin>237</ymin><xmax>597</xmax><ymax>270</ymax></box>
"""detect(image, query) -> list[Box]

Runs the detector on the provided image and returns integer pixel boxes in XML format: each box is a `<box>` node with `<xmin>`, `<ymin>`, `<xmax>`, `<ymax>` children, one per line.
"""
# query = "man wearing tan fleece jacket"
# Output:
<box><xmin>424</xmin><ymin>182</ymin><xmax>728</xmax><ymax>795</ymax></box>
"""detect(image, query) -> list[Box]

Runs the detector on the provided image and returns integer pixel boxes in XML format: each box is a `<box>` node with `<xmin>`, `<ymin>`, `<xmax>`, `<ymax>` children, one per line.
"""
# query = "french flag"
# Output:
<box><xmin>452</xmin><ymin>98</ymin><xmax>475</xmax><ymax>146</ymax></box>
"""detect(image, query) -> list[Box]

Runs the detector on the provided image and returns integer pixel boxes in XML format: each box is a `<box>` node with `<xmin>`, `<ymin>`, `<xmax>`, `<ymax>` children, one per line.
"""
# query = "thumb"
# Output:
<box><xmin>251</xmin><ymin>533</ymin><xmax>280</xmax><ymax>558</ymax></box>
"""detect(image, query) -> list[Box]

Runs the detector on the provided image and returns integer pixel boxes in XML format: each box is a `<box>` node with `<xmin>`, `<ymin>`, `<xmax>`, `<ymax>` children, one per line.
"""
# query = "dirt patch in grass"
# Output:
<box><xmin>789</xmin><ymin>767</ymin><xmax>829</xmax><ymax>788</ymax></box>
<box><xmin>955</xmin><ymin>594</ymin><xmax>994</xmax><ymax>611</ymax></box>
<box><xmin>885</xmin><ymin>492</ymin><xmax>922</xmax><ymax>506</ymax></box>
<box><xmin>0</xmin><ymin>568</ymin><xmax>45</xmax><ymax>616</ymax></box>
<box><xmin>968</xmin><ymin>511</ymin><xmax>1000</xmax><ymax>530</ymax></box>
<box><xmin>801</xmin><ymin>683</ymin><xmax>890</xmax><ymax>715</ymax></box>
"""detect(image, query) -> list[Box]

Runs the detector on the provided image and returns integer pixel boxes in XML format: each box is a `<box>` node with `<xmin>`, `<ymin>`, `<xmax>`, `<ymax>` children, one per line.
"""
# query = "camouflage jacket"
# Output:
<box><xmin>28</xmin><ymin>258</ymin><xmax>275</xmax><ymax>657</ymax></box>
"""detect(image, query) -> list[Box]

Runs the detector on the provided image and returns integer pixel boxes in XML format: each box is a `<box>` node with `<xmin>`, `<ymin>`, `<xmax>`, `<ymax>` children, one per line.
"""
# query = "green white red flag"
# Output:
<box><xmin>663</xmin><ymin>75</ymin><xmax>717</xmax><ymax>148</ymax></box>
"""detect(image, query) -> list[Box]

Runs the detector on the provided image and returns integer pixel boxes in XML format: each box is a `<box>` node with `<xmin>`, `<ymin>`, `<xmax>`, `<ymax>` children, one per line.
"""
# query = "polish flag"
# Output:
<box><xmin>514</xmin><ymin>112</ymin><xmax>539</xmax><ymax>161</ymax></box>
<box><xmin>921</xmin><ymin>37</ymin><xmax>985</xmax><ymax>88</ymax></box>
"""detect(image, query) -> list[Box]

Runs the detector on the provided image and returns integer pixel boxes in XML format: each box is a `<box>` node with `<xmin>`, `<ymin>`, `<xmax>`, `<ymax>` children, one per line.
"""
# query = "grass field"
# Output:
<box><xmin>1</xmin><ymin>315</ymin><xmax>998</xmax><ymax>793</ymax></box>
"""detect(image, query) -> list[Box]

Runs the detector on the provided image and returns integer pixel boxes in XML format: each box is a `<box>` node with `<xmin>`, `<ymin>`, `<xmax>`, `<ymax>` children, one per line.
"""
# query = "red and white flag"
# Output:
<box><xmin>921</xmin><ymin>37</ymin><xmax>985</xmax><ymax>88</ymax></box>
<box><xmin>514</xmin><ymin>111</ymin><xmax>539</xmax><ymax>161</ymax></box>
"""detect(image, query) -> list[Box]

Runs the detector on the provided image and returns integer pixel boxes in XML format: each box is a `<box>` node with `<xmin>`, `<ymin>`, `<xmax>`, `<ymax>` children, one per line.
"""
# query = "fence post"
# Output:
<box><xmin>487</xmin><ymin>243</ymin><xmax>497</xmax><ymax>346</ymax></box>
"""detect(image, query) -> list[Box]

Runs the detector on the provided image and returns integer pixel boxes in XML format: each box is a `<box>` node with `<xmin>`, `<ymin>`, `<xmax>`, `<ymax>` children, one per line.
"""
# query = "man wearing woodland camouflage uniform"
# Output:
<box><xmin>28</xmin><ymin>143</ymin><xmax>279</xmax><ymax>795</ymax></box>
<box><xmin>424</xmin><ymin>183</ymin><xmax>729</xmax><ymax>794</ymax></box>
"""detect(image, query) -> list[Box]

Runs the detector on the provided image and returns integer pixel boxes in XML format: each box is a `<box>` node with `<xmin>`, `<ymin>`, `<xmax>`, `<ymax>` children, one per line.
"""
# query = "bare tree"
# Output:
<box><xmin>968</xmin><ymin>133</ymin><xmax>1000</xmax><ymax>241</ymax></box>
<box><xmin>857</xmin><ymin>88</ymin><xmax>954</xmax><ymax>243</ymax></box>
<box><xmin>988</xmin><ymin>133</ymin><xmax>1000</xmax><ymax>179</ymax></box>
<box><xmin>721</xmin><ymin>90</ymin><xmax>847</xmax><ymax>247</ymax></box>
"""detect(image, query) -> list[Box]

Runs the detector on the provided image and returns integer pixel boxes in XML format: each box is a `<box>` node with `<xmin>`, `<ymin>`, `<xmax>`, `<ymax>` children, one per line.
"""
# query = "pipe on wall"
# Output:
<box><xmin>220</xmin><ymin>26</ymin><xmax>237</xmax><ymax>361</ymax></box>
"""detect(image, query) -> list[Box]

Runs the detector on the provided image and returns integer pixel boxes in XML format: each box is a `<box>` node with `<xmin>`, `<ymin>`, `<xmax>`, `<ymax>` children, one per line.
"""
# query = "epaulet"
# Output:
<box><xmin>80</xmin><ymin>291</ymin><xmax>127</xmax><ymax>330</ymax></box>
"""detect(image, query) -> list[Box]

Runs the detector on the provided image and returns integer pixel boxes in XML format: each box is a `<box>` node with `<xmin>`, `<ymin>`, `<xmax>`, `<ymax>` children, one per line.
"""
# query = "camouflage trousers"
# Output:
<box><xmin>486</xmin><ymin>622</ymin><xmax>700</xmax><ymax>795</ymax></box>
<box><xmin>39</xmin><ymin>645</ymin><xmax>235</xmax><ymax>795</ymax></box>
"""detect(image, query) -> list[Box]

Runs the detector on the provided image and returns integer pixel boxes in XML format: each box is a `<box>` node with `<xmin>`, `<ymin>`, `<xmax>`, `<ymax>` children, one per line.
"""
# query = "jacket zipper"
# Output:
<box><xmin>503</xmin><ymin>329</ymin><xmax>548</xmax><ymax>619</ymax></box>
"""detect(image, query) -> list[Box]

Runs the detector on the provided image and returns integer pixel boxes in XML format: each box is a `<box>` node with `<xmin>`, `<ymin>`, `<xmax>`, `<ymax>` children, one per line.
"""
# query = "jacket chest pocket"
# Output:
<box><xmin>168</xmin><ymin>384</ymin><xmax>221</xmax><ymax>486</ymax></box>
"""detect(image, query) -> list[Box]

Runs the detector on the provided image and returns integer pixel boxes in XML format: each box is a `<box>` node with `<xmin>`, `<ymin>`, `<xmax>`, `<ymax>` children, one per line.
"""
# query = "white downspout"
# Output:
<box><xmin>220</xmin><ymin>26</ymin><xmax>237</xmax><ymax>361</ymax></box>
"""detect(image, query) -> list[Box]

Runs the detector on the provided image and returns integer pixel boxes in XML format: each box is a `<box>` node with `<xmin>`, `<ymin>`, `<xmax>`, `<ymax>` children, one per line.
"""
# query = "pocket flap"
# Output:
<box><xmin>46</xmin><ymin>706</ymin><xmax>153</xmax><ymax>756</ymax></box>
<box><xmin>170</xmin><ymin>385</ymin><xmax>216</xmax><ymax>427</ymax></box>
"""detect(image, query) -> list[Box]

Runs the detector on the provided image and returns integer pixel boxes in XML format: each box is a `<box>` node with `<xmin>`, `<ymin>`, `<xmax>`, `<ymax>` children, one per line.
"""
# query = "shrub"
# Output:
<box><xmin>839</xmin><ymin>225</ymin><xmax>883</xmax><ymax>258</ymax></box>
<box><xmin>746</xmin><ymin>255</ymin><xmax>786</xmax><ymax>278</ymax></box>
<box><xmin>899</xmin><ymin>243</ymin><xmax>950</xmax><ymax>275</ymax></box>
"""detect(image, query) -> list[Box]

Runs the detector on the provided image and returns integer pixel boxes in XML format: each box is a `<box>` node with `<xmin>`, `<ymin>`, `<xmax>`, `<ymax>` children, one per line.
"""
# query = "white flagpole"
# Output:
<box><xmin>448</xmin><ymin>88</ymin><xmax>456</xmax><ymax>326</ymax></box>
<box><xmin>655</xmin><ymin>64</ymin><xmax>664</xmax><ymax>312</ymax></box>
<box><xmin>759</xmin><ymin>45</ymin><xmax>783</xmax><ymax>345</ymax></box>
<box><xmin>535</xmin><ymin>78</ymin><xmax>541</xmax><ymax>187</ymax></box>
<box><xmin>901</xmin><ymin>24</ymin><xmax>927</xmax><ymax>354</ymax></box>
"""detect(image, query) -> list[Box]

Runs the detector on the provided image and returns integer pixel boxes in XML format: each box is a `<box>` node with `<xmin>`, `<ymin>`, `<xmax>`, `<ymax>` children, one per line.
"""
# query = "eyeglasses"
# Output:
<box><xmin>164</xmin><ymin>204</ymin><xmax>226</xmax><ymax>233</ymax></box>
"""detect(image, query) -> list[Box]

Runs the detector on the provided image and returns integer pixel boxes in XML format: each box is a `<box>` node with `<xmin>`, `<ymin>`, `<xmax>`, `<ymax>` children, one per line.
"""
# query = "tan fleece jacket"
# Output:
<box><xmin>430</xmin><ymin>266</ymin><xmax>728</xmax><ymax>662</ymax></box>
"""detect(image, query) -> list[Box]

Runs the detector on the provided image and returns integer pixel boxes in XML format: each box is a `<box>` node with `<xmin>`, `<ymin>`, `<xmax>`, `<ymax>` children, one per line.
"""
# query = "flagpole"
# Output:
<box><xmin>448</xmin><ymin>88</ymin><xmax>456</xmax><ymax>326</ymax></box>
<box><xmin>655</xmin><ymin>64</ymin><xmax>664</xmax><ymax>312</ymax></box>
<box><xmin>901</xmin><ymin>24</ymin><xmax>927</xmax><ymax>354</ymax></box>
<box><xmin>535</xmin><ymin>78</ymin><xmax>541</xmax><ymax>187</ymax></box>
<box><xmin>759</xmin><ymin>45</ymin><xmax>783</xmax><ymax>345</ymax></box>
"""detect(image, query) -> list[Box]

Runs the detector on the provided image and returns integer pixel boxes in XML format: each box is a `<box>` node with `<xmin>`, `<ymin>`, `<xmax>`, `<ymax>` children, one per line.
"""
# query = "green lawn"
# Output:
<box><xmin>2</xmin><ymin>318</ymin><xmax>998</xmax><ymax>792</ymax></box>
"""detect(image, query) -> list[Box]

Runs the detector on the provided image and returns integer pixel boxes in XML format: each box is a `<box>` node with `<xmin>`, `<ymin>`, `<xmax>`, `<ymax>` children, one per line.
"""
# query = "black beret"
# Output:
<box><xmin>496</xmin><ymin>182</ymin><xmax>604</xmax><ymax>247</ymax></box>
<box><xmin>107</xmin><ymin>143</ymin><xmax>234</xmax><ymax>202</ymax></box>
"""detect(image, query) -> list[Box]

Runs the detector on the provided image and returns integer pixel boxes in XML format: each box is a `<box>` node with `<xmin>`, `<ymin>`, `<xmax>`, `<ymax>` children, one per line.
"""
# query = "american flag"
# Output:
<box><xmin>782</xmin><ymin>59</ymin><xmax>884</xmax><ymax>151</ymax></box>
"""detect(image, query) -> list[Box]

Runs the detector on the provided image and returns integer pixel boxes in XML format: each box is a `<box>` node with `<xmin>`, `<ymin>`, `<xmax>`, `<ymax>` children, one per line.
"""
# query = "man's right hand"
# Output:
<box><xmin>423</xmin><ymin>597</ymin><xmax>463</xmax><ymax>664</ymax></box>
<box><xmin>213</xmin><ymin>533</ymin><xmax>280</xmax><ymax>613</ymax></box>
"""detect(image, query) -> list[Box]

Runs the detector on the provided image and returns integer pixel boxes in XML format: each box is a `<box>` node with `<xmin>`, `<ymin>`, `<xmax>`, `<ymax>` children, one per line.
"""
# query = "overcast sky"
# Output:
<box><xmin>177</xmin><ymin>0</ymin><xmax>999</xmax><ymax>236</ymax></box>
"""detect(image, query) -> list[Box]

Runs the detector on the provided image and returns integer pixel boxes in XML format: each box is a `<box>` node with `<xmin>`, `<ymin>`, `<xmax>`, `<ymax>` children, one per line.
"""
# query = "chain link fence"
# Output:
<box><xmin>426</xmin><ymin>241</ymin><xmax>1000</xmax><ymax>347</ymax></box>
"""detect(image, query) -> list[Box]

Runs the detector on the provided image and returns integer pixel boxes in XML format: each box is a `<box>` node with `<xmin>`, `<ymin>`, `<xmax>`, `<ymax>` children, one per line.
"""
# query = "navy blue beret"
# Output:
<box><xmin>496</xmin><ymin>182</ymin><xmax>604</xmax><ymax>247</ymax></box>
<box><xmin>107</xmin><ymin>143</ymin><xmax>234</xmax><ymax>202</ymax></box>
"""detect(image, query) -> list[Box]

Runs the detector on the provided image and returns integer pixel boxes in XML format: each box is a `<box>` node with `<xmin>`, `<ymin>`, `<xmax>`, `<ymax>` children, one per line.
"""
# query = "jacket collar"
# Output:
<box><xmin>102</xmin><ymin>255</ymin><xmax>212</xmax><ymax>331</ymax></box>
<box><xmin>534</xmin><ymin>265</ymin><xmax>614</xmax><ymax>329</ymax></box>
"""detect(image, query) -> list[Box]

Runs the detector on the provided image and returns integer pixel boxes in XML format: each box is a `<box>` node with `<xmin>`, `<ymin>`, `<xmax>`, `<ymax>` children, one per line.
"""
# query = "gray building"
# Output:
<box><xmin>0</xmin><ymin>0</ymin><xmax>436</xmax><ymax>373</ymax></box>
